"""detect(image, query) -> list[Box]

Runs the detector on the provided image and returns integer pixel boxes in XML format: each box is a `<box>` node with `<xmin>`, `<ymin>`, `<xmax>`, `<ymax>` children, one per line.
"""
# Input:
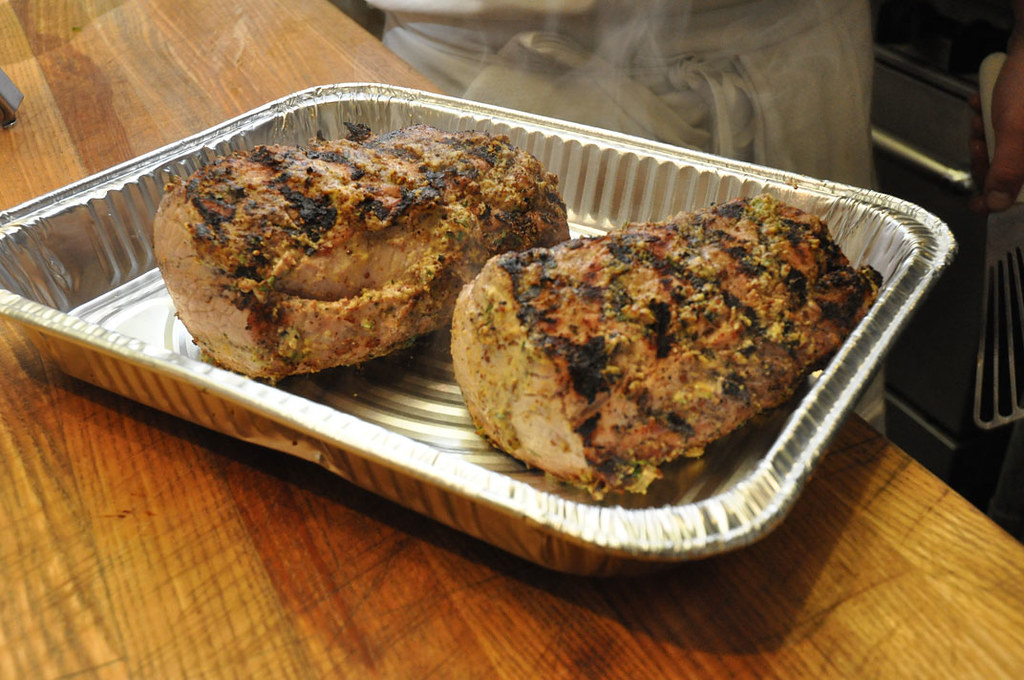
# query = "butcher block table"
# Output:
<box><xmin>2</xmin><ymin>1</ymin><xmax>1024</xmax><ymax>678</ymax></box>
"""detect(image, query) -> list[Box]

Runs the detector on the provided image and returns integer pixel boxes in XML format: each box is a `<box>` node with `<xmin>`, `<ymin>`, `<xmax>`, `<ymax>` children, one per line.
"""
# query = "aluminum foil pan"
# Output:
<box><xmin>0</xmin><ymin>84</ymin><xmax>955</xmax><ymax>574</ymax></box>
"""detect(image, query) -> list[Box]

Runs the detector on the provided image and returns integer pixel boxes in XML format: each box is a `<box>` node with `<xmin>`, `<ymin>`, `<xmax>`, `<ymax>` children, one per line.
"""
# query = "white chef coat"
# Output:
<box><xmin>367</xmin><ymin>0</ymin><xmax>875</xmax><ymax>188</ymax></box>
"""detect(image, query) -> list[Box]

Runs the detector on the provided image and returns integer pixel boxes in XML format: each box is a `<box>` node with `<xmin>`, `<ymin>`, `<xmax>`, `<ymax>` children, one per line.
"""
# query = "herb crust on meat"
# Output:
<box><xmin>154</xmin><ymin>124</ymin><xmax>570</xmax><ymax>381</ymax></box>
<box><xmin>450</xmin><ymin>193</ymin><xmax>881</xmax><ymax>498</ymax></box>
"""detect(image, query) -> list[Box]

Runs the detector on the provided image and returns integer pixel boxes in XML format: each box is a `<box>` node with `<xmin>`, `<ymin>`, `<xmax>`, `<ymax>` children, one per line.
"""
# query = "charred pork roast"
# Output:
<box><xmin>450</xmin><ymin>194</ymin><xmax>881</xmax><ymax>497</ymax></box>
<box><xmin>154</xmin><ymin>124</ymin><xmax>569</xmax><ymax>380</ymax></box>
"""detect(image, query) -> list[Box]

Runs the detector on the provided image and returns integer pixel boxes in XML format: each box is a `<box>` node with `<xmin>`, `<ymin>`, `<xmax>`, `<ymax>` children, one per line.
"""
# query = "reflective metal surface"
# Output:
<box><xmin>0</xmin><ymin>84</ymin><xmax>955</xmax><ymax>574</ymax></box>
<box><xmin>0</xmin><ymin>67</ymin><xmax>22</xmax><ymax>129</ymax></box>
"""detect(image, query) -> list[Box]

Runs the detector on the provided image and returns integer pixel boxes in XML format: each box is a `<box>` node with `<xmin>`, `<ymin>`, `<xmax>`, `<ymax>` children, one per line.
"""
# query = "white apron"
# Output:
<box><xmin>370</xmin><ymin>0</ymin><xmax>875</xmax><ymax>187</ymax></box>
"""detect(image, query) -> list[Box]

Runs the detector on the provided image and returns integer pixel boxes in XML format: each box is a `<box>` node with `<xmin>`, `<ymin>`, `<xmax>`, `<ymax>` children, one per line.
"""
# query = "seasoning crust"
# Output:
<box><xmin>450</xmin><ymin>194</ymin><xmax>882</xmax><ymax>497</ymax></box>
<box><xmin>154</xmin><ymin>124</ymin><xmax>570</xmax><ymax>380</ymax></box>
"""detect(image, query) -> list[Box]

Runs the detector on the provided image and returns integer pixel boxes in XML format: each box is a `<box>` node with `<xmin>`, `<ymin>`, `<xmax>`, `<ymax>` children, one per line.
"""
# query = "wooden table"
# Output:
<box><xmin>2</xmin><ymin>1</ymin><xmax>1023</xmax><ymax>677</ymax></box>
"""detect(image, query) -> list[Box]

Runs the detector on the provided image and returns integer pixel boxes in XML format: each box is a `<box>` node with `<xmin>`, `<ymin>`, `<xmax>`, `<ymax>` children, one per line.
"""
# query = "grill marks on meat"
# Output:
<box><xmin>450</xmin><ymin>194</ymin><xmax>881</xmax><ymax>498</ymax></box>
<box><xmin>154</xmin><ymin>124</ymin><xmax>569</xmax><ymax>380</ymax></box>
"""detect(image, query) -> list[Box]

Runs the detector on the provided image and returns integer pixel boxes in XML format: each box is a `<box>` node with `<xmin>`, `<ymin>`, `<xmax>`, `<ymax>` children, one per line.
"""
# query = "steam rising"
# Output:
<box><xmin>377</xmin><ymin>0</ymin><xmax>874</xmax><ymax>187</ymax></box>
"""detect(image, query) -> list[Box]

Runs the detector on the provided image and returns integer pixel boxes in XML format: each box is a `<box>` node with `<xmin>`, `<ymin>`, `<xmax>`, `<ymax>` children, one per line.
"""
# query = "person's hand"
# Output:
<box><xmin>970</xmin><ymin>25</ymin><xmax>1024</xmax><ymax>215</ymax></box>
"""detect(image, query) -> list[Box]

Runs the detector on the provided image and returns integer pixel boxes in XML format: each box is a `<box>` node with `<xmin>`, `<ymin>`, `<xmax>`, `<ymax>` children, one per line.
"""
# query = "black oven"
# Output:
<box><xmin>871</xmin><ymin>0</ymin><xmax>1015</xmax><ymax>508</ymax></box>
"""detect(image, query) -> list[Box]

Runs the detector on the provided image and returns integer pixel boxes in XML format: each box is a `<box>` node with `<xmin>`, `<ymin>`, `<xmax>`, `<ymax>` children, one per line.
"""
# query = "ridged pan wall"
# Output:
<box><xmin>0</xmin><ymin>84</ymin><xmax>954</xmax><ymax>574</ymax></box>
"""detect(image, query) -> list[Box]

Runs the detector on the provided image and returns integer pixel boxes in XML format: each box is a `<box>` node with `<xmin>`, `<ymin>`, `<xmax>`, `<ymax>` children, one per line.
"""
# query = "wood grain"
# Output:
<box><xmin>0</xmin><ymin>0</ymin><xmax>430</xmax><ymax>210</ymax></box>
<box><xmin>2</xmin><ymin>1</ymin><xmax>1024</xmax><ymax>678</ymax></box>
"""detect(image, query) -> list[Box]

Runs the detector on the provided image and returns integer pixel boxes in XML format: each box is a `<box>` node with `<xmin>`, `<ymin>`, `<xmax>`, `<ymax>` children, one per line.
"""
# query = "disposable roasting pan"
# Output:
<box><xmin>0</xmin><ymin>85</ymin><xmax>955</xmax><ymax>575</ymax></box>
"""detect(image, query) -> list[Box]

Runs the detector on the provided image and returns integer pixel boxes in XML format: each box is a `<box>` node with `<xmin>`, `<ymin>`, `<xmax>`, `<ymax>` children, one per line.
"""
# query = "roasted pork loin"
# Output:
<box><xmin>450</xmin><ymin>194</ymin><xmax>881</xmax><ymax>497</ymax></box>
<box><xmin>154</xmin><ymin>124</ymin><xmax>569</xmax><ymax>380</ymax></box>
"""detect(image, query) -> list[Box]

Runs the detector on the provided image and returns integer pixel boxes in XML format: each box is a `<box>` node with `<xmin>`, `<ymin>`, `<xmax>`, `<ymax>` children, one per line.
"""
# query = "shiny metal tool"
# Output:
<box><xmin>0</xmin><ymin>67</ymin><xmax>24</xmax><ymax>128</ymax></box>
